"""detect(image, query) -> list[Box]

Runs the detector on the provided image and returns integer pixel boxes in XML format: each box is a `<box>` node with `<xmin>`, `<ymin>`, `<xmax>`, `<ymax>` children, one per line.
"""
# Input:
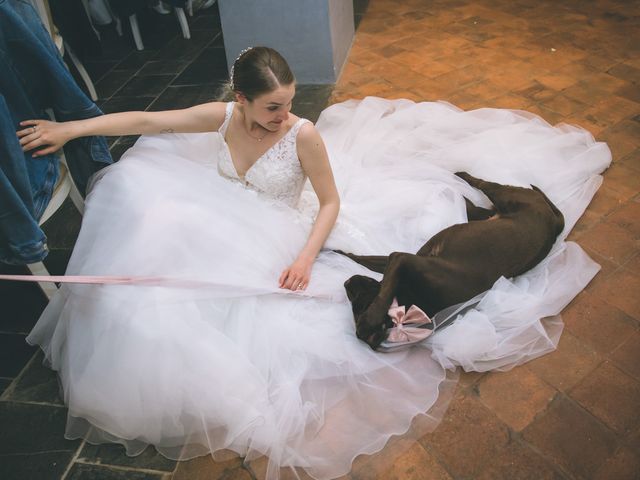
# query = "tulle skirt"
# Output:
<box><xmin>27</xmin><ymin>97</ymin><xmax>611</xmax><ymax>479</ymax></box>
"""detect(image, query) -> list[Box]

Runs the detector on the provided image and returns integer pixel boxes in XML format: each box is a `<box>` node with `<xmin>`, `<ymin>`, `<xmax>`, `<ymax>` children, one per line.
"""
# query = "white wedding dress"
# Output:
<box><xmin>28</xmin><ymin>98</ymin><xmax>611</xmax><ymax>479</ymax></box>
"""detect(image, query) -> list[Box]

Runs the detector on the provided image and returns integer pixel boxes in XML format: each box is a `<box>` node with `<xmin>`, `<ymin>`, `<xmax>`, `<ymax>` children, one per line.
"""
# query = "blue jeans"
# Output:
<box><xmin>0</xmin><ymin>0</ymin><xmax>112</xmax><ymax>265</ymax></box>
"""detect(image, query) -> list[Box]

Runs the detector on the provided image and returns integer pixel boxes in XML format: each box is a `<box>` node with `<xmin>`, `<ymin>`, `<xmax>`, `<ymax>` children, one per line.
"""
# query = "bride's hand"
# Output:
<box><xmin>279</xmin><ymin>256</ymin><xmax>313</xmax><ymax>291</ymax></box>
<box><xmin>17</xmin><ymin>119</ymin><xmax>73</xmax><ymax>157</ymax></box>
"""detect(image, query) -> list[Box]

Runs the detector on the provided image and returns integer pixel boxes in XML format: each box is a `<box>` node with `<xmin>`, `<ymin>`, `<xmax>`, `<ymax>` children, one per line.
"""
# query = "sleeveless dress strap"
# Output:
<box><xmin>289</xmin><ymin>118</ymin><xmax>311</xmax><ymax>140</ymax></box>
<box><xmin>218</xmin><ymin>102</ymin><xmax>234</xmax><ymax>137</ymax></box>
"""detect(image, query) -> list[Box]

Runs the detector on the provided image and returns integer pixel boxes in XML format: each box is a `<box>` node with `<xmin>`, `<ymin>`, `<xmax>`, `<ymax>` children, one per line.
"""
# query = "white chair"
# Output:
<box><xmin>27</xmin><ymin>158</ymin><xmax>84</xmax><ymax>300</ymax></box>
<box><xmin>31</xmin><ymin>0</ymin><xmax>99</xmax><ymax>101</ymax></box>
<box><xmin>104</xmin><ymin>0</ymin><xmax>191</xmax><ymax>51</ymax></box>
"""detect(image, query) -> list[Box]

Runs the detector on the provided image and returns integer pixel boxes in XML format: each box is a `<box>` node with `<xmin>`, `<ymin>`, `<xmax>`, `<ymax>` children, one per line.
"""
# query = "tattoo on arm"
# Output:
<box><xmin>160</xmin><ymin>128</ymin><xmax>175</xmax><ymax>134</ymax></box>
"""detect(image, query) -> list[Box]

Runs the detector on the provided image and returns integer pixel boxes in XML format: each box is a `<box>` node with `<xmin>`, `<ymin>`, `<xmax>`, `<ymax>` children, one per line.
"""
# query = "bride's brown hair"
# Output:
<box><xmin>229</xmin><ymin>47</ymin><xmax>295</xmax><ymax>101</ymax></box>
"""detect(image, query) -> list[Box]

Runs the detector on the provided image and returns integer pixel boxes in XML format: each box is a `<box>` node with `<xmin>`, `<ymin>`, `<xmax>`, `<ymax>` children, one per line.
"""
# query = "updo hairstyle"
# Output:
<box><xmin>229</xmin><ymin>47</ymin><xmax>295</xmax><ymax>101</ymax></box>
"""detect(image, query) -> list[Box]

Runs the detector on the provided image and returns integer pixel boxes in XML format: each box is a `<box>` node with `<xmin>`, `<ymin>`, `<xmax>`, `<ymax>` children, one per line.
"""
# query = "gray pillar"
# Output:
<box><xmin>218</xmin><ymin>0</ymin><xmax>354</xmax><ymax>84</ymax></box>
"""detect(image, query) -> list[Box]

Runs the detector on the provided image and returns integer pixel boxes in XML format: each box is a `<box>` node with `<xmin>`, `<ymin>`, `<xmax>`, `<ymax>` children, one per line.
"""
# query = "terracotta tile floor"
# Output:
<box><xmin>323</xmin><ymin>1</ymin><xmax>640</xmax><ymax>479</ymax></box>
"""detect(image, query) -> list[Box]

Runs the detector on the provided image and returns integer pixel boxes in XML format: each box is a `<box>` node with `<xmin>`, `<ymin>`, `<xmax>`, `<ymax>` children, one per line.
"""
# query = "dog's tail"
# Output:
<box><xmin>333</xmin><ymin>250</ymin><xmax>389</xmax><ymax>274</ymax></box>
<box><xmin>531</xmin><ymin>185</ymin><xmax>565</xmax><ymax>235</ymax></box>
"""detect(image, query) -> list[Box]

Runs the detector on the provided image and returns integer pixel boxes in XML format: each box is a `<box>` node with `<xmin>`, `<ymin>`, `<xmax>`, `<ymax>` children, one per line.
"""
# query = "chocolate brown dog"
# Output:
<box><xmin>340</xmin><ymin>172</ymin><xmax>565</xmax><ymax>349</ymax></box>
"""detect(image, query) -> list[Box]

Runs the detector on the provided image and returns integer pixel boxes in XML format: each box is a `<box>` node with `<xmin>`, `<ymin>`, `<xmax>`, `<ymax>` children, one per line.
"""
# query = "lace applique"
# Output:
<box><xmin>217</xmin><ymin>102</ymin><xmax>310</xmax><ymax>208</ymax></box>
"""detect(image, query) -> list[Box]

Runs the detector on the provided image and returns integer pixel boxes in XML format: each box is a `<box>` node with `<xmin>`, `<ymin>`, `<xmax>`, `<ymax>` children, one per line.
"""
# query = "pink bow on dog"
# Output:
<box><xmin>386</xmin><ymin>298</ymin><xmax>433</xmax><ymax>344</ymax></box>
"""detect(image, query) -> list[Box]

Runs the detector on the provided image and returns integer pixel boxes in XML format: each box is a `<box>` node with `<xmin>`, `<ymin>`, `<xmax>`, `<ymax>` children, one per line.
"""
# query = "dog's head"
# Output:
<box><xmin>344</xmin><ymin>275</ymin><xmax>391</xmax><ymax>349</ymax></box>
<box><xmin>344</xmin><ymin>275</ymin><xmax>380</xmax><ymax>314</ymax></box>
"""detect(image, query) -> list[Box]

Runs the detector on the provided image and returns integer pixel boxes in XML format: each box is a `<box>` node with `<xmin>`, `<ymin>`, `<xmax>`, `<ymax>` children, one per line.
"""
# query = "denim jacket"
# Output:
<box><xmin>0</xmin><ymin>0</ymin><xmax>112</xmax><ymax>265</ymax></box>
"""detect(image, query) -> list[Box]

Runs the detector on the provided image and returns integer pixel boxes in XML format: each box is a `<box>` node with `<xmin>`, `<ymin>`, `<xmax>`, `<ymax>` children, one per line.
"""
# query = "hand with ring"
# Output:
<box><xmin>279</xmin><ymin>255</ymin><xmax>314</xmax><ymax>291</ymax></box>
<box><xmin>16</xmin><ymin>119</ymin><xmax>73</xmax><ymax>158</ymax></box>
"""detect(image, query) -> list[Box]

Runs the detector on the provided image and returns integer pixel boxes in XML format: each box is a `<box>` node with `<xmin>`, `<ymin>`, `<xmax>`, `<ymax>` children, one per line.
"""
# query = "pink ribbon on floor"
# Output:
<box><xmin>0</xmin><ymin>274</ymin><xmax>193</xmax><ymax>286</ymax></box>
<box><xmin>386</xmin><ymin>297</ymin><xmax>433</xmax><ymax>343</ymax></box>
<box><xmin>0</xmin><ymin>274</ymin><xmax>333</xmax><ymax>298</ymax></box>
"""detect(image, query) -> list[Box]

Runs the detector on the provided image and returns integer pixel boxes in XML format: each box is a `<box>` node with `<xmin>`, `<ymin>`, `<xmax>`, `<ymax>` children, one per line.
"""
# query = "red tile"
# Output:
<box><xmin>599</xmin><ymin>127</ymin><xmax>640</xmax><ymax>160</ymax></box>
<box><xmin>477</xmin><ymin>369</ymin><xmax>556</xmax><ymax>431</ymax></box>
<box><xmin>352</xmin><ymin>442</ymin><xmax>452</xmax><ymax>480</ymax></box>
<box><xmin>515</xmin><ymin>81</ymin><xmax>559</xmax><ymax>103</ymax></box>
<box><xmin>589</xmin><ymin>267</ymin><xmax>640</xmax><ymax>320</ymax></box>
<box><xmin>409</xmin><ymin>61</ymin><xmax>457</xmax><ymax>79</ymax></box>
<box><xmin>475</xmin><ymin>440</ymin><xmax>563</xmax><ymax>480</ymax></box>
<box><xmin>617</xmin><ymin>83</ymin><xmax>640</xmax><ymax>103</ymax></box>
<box><xmin>525</xmin><ymin>331</ymin><xmax>602</xmax><ymax>391</ymax></box>
<box><xmin>484</xmin><ymin>94</ymin><xmax>533</xmax><ymax>110</ymax></box>
<box><xmin>584</xmin><ymin>186</ymin><xmax>628</xmax><ymax>219</ymax></box>
<box><xmin>420</xmin><ymin>394</ymin><xmax>509</xmax><ymax>478</ymax></box>
<box><xmin>606</xmin><ymin>198</ymin><xmax>640</xmax><ymax>237</ymax></box>
<box><xmin>246</xmin><ymin>456</ymin><xmax>349</xmax><ymax>480</ymax></box>
<box><xmin>580</xmin><ymin>55</ymin><xmax>620</xmax><ymax>72</ymax></box>
<box><xmin>578</xmin><ymin>221</ymin><xmax>638</xmax><ymax>265</ymax></box>
<box><xmin>570</xmin><ymin>362</ymin><xmax>640</xmax><ymax>435</ymax></box>
<box><xmin>561</xmin><ymin>292</ymin><xmax>637</xmax><ymax>355</ymax></box>
<box><xmin>594</xmin><ymin>446</ymin><xmax>640</xmax><ymax>480</ymax></box>
<box><xmin>525</xmin><ymin>104</ymin><xmax>567</xmax><ymax>126</ymax></box>
<box><xmin>562</xmin><ymin>81</ymin><xmax>610</xmax><ymax>106</ymax></box>
<box><xmin>535</xmin><ymin>72</ymin><xmax>580</xmax><ymax>91</ymax></box>
<box><xmin>582</xmin><ymin>96</ymin><xmax>640</xmax><ymax>131</ymax></box>
<box><xmin>522</xmin><ymin>396</ymin><xmax>618</xmax><ymax>478</ymax></box>
<box><xmin>567</xmin><ymin>211</ymin><xmax>603</xmax><ymax>241</ymax></box>
<box><xmin>603</xmin><ymin>164</ymin><xmax>640</xmax><ymax>201</ymax></box>
<box><xmin>619</xmin><ymin>148</ymin><xmax>640</xmax><ymax>173</ymax></box>
<box><xmin>171</xmin><ymin>455</ymin><xmax>249</xmax><ymax>480</ymax></box>
<box><xmin>610</xmin><ymin>330</ymin><xmax>640</xmax><ymax>381</ymax></box>
<box><xmin>540</xmin><ymin>93</ymin><xmax>588</xmax><ymax>116</ymax></box>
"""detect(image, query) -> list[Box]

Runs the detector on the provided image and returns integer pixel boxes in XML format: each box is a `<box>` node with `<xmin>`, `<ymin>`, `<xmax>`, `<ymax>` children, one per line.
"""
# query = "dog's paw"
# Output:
<box><xmin>355</xmin><ymin>315</ymin><xmax>389</xmax><ymax>349</ymax></box>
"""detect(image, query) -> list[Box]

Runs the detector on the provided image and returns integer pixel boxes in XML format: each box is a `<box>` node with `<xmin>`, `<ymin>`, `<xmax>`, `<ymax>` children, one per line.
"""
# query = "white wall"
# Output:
<box><xmin>218</xmin><ymin>0</ymin><xmax>354</xmax><ymax>83</ymax></box>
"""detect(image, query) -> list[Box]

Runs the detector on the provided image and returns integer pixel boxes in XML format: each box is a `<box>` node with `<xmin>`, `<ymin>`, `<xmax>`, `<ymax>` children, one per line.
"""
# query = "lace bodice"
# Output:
<box><xmin>217</xmin><ymin>102</ymin><xmax>310</xmax><ymax>208</ymax></box>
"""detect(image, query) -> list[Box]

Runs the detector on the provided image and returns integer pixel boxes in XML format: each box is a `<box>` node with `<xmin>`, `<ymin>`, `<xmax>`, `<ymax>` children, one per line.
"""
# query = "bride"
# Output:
<box><xmin>17</xmin><ymin>47</ymin><xmax>611</xmax><ymax>479</ymax></box>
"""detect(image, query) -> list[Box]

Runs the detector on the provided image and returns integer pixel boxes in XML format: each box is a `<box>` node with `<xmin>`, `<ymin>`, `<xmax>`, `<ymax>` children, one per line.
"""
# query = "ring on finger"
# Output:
<box><xmin>32</xmin><ymin>125</ymin><xmax>37</xmax><ymax>133</ymax></box>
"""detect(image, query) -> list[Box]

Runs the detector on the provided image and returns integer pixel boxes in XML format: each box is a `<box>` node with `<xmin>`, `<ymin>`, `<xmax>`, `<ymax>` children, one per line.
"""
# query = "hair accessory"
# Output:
<box><xmin>229</xmin><ymin>46</ymin><xmax>253</xmax><ymax>90</ymax></box>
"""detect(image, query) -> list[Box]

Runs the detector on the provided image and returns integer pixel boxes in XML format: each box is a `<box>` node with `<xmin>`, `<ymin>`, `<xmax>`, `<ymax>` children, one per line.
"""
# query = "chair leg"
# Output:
<box><xmin>68</xmin><ymin>182</ymin><xmax>85</xmax><ymax>215</ymax></box>
<box><xmin>104</xmin><ymin>0</ymin><xmax>123</xmax><ymax>35</ymax></box>
<box><xmin>187</xmin><ymin>0</ymin><xmax>193</xmax><ymax>16</ymax></box>
<box><xmin>175</xmin><ymin>8</ymin><xmax>190</xmax><ymax>39</ymax></box>
<box><xmin>114</xmin><ymin>16</ymin><xmax>123</xmax><ymax>35</ymax></box>
<box><xmin>129</xmin><ymin>14</ymin><xmax>144</xmax><ymax>50</ymax></box>
<box><xmin>27</xmin><ymin>261</ymin><xmax>59</xmax><ymax>300</ymax></box>
<box><xmin>64</xmin><ymin>42</ymin><xmax>98</xmax><ymax>101</ymax></box>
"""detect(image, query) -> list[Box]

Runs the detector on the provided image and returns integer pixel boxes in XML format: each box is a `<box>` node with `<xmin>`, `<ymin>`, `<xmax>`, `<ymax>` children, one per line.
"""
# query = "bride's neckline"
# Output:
<box><xmin>222</xmin><ymin>103</ymin><xmax>301</xmax><ymax>179</ymax></box>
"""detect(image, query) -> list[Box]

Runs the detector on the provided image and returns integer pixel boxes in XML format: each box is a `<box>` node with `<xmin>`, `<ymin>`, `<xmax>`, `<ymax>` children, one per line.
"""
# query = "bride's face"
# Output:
<box><xmin>241</xmin><ymin>83</ymin><xmax>296</xmax><ymax>131</ymax></box>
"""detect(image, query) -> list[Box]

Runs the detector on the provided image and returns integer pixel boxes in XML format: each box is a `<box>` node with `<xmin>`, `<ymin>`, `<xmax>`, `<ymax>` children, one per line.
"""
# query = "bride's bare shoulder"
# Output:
<box><xmin>184</xmin><ymin>101</ymin><xmax>230</xmax><ymax>131</ymax></box>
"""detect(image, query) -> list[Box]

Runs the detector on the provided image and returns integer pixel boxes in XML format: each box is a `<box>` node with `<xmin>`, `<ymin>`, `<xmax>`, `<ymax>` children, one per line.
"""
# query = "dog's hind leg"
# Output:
<box><xmin>333</xmin><ymin>251</ymin><xmax>389</xmax><ymax>273</ymax></box>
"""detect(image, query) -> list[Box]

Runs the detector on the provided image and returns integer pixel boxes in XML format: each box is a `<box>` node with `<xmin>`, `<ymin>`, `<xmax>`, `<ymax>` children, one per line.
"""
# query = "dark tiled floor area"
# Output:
<box><xmin>3</xmin><ymin>0</ymin><xmax>639</xmax><ymax>479</ymax></box>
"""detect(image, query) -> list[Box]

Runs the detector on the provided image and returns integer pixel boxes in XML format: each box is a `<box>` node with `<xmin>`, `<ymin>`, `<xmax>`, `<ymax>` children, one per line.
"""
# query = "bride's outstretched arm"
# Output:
<box><xmin>279</xmin><ymin>123</ymin><xmax>340</xmax><ymax>291</ymax></box>
<box><xmin>16</xmin><ymin>102</ymin><xmax>228</xmax><ymax>157</ymax></box>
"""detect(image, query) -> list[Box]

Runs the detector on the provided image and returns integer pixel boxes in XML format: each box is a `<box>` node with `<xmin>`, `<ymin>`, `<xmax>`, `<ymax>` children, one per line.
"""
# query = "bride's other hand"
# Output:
<box><xmin>17</xmin><ymin>120</ymin><xmax>72</xmax><ymax>157</ymax></box>
<box><xmin>279</xmin><ymin>256</ymin><xmax>313</xmax><ymax>291</ymax></box>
